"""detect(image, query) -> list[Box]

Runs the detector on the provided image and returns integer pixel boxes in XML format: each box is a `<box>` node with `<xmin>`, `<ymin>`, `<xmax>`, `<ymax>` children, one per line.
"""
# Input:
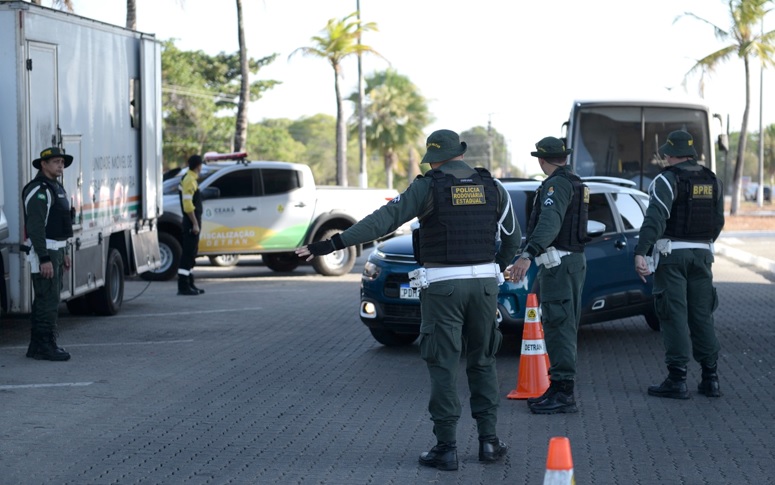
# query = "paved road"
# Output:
<box><xmin>0</xmin><ymin>251</ymin><xmax>773</xmax><ymax>484</ymax></box>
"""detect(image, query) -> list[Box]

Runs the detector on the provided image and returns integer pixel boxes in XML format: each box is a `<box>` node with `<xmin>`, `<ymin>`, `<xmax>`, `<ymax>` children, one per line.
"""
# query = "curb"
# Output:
<box><xmin>715</xmin><ymin>243</ymin><xmax>775</xmax><ymax>276</ymax></box>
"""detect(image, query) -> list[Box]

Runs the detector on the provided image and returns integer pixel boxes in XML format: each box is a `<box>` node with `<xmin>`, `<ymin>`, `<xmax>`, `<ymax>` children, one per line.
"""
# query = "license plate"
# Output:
<box><xmin>399</xmin><ymin>284</ymin><xmax>420</xmax><ymax>300</ymax></box>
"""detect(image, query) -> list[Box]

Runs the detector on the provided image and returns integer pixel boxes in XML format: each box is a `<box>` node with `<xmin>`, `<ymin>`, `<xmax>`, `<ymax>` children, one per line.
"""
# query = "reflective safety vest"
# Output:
<box><xmin>663</xmin><ymin>164</ymin><xmax>719</xmax><ymax>241</ymax></box>
<box><xmin>415</xmin><ymin>168</ymin><xmax>499</xmax><ymax>265</ymax></box>
<box><xmin>526</xmin><ymin>170</ymin><xmax>589</xmax><ymax>252</ymax></box>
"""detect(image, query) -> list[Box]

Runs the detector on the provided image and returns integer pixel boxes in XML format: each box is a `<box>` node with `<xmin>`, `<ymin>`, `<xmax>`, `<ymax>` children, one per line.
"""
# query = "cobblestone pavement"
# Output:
<box><xmin>0</xmin><ymin>253</ymin><xmax>773</xmax><ymax>485</ymax></box>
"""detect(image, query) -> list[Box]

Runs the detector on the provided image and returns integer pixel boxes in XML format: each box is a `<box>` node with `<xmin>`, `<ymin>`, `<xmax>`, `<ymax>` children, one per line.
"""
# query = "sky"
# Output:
<box><xmin>70</xmin><ymin>0</ymin><xmax>774</xmax><ymax>175</ymax></box>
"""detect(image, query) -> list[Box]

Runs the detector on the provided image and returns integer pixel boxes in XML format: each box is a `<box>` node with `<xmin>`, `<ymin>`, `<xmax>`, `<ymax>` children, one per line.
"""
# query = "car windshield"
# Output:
<box><xmin>162</xmin><ymin>165</ymin><xmax>223</xmax><ymax>195</ymax></box>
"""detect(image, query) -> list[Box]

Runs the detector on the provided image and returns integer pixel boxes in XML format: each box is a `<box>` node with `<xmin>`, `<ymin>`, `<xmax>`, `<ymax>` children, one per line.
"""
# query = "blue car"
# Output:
<box><xmin>359</xmin><ymin>179</ymin><xmax>659</xmax><ymax>346</ymax></box>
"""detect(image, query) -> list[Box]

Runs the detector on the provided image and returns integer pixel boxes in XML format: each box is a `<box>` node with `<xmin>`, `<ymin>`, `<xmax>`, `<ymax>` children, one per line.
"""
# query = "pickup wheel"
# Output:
<box><xmin>263</xmin><ymin>252</ymin><xmax>300</xmax><ymax>272</ymax></box>
<box><xmin>87</xmin><ymin>248</ymin><xmax>124</xmax><ymax>316</ymax></box>
<box><xmin>209</xmin><ymin>254</ymin><xmax>240</xmax><ymax>267</ymax></box>
<box><xmin>369</xmin><ymin>329</ymin><xmax>419</xmax><ymax>346</ymax></box>
<box><xmin>312</xmin><ymin>229</ymin><xmax>356</xmax><ymax>276</ymax></box>
<box><xmin>140</xmin><ymin>231</ymin><xmax>181</xmax><ymax>281</ymax></box>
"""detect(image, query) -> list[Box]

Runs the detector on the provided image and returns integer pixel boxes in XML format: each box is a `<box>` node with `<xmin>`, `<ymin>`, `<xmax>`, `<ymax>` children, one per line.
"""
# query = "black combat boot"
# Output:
<box><xmin>31</xmin><ymin>330</ymin><xmax>71</xmax><ymax>361</ymax></box>
<box><xmin>188</xmin><ymin>274</ymin><xmax>205</xmax><ymax>294</ymax></box>
<box><xmin>648</xmin><ymin>365</ymin><xmax>689</xmax><ymax>399</ymax></box>
<box><xmin>527</xmin><ymin>380</ymin><xmax>559</xmax><ymax>404</ymax></box>
<box><xmin>698</xmin><ymin>363</ymin><xmax>721</xmax><ymax>397</ymax></box>
<box><xmin>479</xmin><ymin>435</ymin><xmax>508</xmax><ymax>462</ymax></box>
<box><xmin>529</xmin><ymin>380</ymin><xmax>577</xmax><ymax>414</ymax></box>
<box><xmin>419</xmin><ymin>442</ymin><xmax>458</xmax><ymax>471</ymax></box>
<box><xmin>177</xmin><ymin>274</ymin><xmax>200</xmax><ymax>296</ymax></box>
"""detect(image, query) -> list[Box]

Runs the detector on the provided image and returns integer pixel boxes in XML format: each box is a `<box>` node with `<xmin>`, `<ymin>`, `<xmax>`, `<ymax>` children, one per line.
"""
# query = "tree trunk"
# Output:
<box><xmin>126</xmin><ymin>0</ymin><xmax>137</xmax><ymax>30</ymax></box>
<box><xmin>383</xmin><ymin>148</ymin><xmax>397</xmax><ymax>190</ymax></box>
<box><xmin>730</xmin><ymin>56</ymin><xmax>752</xmax><ymax>216</ymax></box>
<box><xmin>233</xmin><ymin>0</ymin><xmax>249</xmax><ymax>153</ymax></box>
<box><xmin>334</xmin><ymin>64</ymin><xmax>347</xmax><ymax>186</ymax></box>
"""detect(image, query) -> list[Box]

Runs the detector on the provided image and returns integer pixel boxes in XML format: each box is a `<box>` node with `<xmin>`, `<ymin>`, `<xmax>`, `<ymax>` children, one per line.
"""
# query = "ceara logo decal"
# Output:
<box><xmin>277</xmin><ymin>204</ymin><xmax>285</xmax><ymax>213</ymax></box>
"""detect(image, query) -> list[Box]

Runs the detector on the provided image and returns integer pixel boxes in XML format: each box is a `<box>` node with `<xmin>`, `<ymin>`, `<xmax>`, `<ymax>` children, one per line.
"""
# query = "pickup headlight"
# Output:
<box><xmin>362</xmin><ymin>261</ymin><xmax>381</xmax><ymax>280</ymax></box>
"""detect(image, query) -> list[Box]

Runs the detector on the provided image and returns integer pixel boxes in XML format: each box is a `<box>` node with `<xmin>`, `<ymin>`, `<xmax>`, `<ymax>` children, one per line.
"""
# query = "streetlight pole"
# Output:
<box><xmin>357</xmin><ymin>0</ymin><xmax>368</xmax><ymax>188</ymax></box>
<box><xmin>757</xmin><ymin>17</ymin><xmax>765</xmax><ymax>207</ymax></box>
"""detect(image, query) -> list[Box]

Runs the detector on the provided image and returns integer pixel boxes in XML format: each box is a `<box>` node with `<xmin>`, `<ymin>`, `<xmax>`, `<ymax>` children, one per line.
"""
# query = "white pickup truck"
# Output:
<box><xmin>142</xmin><ymin>156</ymin><xmax>400</xmax><ymax>279</ymax></box>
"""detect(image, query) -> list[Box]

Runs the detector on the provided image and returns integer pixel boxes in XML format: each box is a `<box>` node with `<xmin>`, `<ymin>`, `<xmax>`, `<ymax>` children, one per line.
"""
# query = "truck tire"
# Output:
<box><xmin>311</xmin><ymin>229</ymin><xmax>356</xmax><ymax>276</ymax></box>
<box><xmin>263</xmin><ymin>252</ymin><xmax>300</xmax><ymax>272</ymax></box>
<box><xmin>140</xmin><ymin>231</ymin><xmax>180</xmax><ymax>281</ymax></box>
<box><xmin>87</xmin><ymin>248</ymin><xmax>124</xmax><ymax>316</ymax></box>
<box><xmin>66</xmin><ymin>295</ymin><xmax>93</xmax><ymax>316</ymax></box>
<box><xmin>209</xmin><ymin>254</ymin><xmax>240</xmax><ymax>267</ymax></box>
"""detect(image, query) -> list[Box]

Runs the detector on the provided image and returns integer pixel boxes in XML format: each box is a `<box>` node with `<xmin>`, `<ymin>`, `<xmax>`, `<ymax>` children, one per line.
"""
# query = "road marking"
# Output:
<box><xmin>0</xmin><ymin>382</ymin><xmax>93</xmax><ymax>390</ymax></box>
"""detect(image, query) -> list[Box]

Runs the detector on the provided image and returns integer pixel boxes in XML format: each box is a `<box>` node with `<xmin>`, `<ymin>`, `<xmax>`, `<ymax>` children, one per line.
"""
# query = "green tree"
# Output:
<box><xmin>681</xmin><ymin>0</ymin><xmax>775</xmax><ymax>214</ymax></box>
<box><xmin>290</xmin><ymin>12</ymin><xmax>383</xmax><ymax>186</ymax></box>
<box><xmin>247</xmin><ymin>119</ymin><xmax>306</xmax><ymax>162</ymax></box>
<box><xmin>460</xmin><ymin>126</ymin><xmax>516</xmax><ymax>178</ymax></box>
<box><xmin>350</xmin><ymin>69</ymin><xmax>431</xmax><ymax>189</ymax></box>
<box><xmin>289</xmin><ymin>115</ymin><xmax>338</xmax><ymax>184</ymax></box>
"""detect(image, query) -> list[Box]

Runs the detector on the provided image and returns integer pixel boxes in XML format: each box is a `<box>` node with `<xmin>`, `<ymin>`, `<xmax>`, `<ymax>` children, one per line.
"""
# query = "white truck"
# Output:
<box><xmin>0</xmin><ymin>1</ymin><xmax>162</xmax><ymax>316</ymax></box>
<box><xmin>143</xmin><ymin>154</ymin><xmax>400</xmax><ymax>279</ymax></box>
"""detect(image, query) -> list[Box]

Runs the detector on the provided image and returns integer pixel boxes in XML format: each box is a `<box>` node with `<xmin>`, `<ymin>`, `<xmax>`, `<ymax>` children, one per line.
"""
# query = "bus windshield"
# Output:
<box><xmin>569</xmin><ymin>104</ymin><xmax>712</xmax><ymax>191</ymax></box>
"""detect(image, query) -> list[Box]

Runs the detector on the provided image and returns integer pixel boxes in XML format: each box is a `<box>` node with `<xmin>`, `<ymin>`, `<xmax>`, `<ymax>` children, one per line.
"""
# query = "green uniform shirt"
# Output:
<box><xmin>524</xmin><ymin>165</ymin><xmax>576</xmax><ymax>257</ymax></box>
<box><xmin>339</xmin><ymin>160</ymin><xmax>521</xmax><ymax>270</ymax></box>
<box><xmin>23</xmin><ymin>175</ymin><xmax>60</xmax><ymax>261</ymax></box>
<box><xmin>635</xmin><ymin>160</ymin><xmax>725</xmax><ymax>256</ymax></box>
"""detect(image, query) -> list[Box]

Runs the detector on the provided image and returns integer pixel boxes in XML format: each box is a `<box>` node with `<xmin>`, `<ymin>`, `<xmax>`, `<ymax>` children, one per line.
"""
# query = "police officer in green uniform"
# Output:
<box><xmin>296</xmin><ymin>130</ymin><xmax>521</xmax><ymax>471</ymax></box>
<box><xmin>177</xmin><ymin>155</ymin><xmax>205</xmax><ymax>295</ymax></box>
<box><xmin>509</xmin><ymin>136</ymin><xmax>589</xmax><ymax>414</ymax></box>
<box><xmin>22</xmin><ymin>147</ymin><xmax>74</xmax><ymax>361</ymax></box>
<box><xmin>634</xmin><ymin>130</ymin><xmax>725</xmax><ymax>399</ymax></box>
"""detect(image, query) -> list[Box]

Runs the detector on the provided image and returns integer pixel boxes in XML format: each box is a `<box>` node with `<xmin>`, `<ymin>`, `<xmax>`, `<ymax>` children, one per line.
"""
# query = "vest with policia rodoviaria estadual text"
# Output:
<box><xmin>663</xmin><ymin>164</ymin><xmax>720</xmax><ymax>241</ymax></box>
<box><xmin>415</xmin><ymin>168</ymin><xmax>499</xmax><ymax>265</ymax></box>
<box><xmin>526</xmin><ymin>169</ymin><xmax>590</xmax><ymax>253</ymax></box>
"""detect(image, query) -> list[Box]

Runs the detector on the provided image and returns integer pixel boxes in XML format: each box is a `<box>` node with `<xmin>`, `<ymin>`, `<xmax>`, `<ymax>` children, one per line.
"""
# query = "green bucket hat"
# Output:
<box><xmin>32</xmin><ymin>146</ymin><xmax>73</xmax><ymax>170</ymax></box>
<box><xmin>659</xmin><ymin>130</ymin><xmax>697</xmax><ymax>158</ymax></box>
<box><xmin>421</xmin><ymin>129</ymin><xmax>467</xmax><ymax>164</ymax></box>
<box><xmin>530</xmin><ymin>136</ymin><xmax>572</xmax><ymax>159</ymax></box>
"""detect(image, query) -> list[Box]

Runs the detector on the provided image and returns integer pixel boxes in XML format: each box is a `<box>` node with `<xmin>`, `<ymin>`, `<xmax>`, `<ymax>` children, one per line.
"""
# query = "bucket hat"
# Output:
<box><xmin>32</xmin><ymin>147</ymin><xmax>73</xmax><ymax>170</ymax></box>
<box><xmin>421</xmin><ymin>129</ymin><xmax>467</xmax><ymax>164</ymax></box>
<box><xmin>659</xmin><ymin>130</ymin><xmax>697</xmax><ymax>158</ymax></box>
<box><xmin>530</xmin><ymin>136</ymin><xmax>572</xmax><ymax>159</ymax></box>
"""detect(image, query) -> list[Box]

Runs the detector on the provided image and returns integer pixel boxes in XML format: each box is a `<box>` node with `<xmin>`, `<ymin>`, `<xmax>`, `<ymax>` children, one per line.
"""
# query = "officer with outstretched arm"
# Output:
<box><xmin>296</xmin><ymin>129</ymin><xmax>521</xmax><ymax>472</ymax></box>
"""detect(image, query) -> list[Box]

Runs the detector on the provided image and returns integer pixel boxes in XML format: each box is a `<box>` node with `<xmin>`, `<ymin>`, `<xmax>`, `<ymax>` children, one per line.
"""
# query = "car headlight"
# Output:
<box><xmin>362</xmin><ymin>261</ymin><xmax>381</xmax><ymax>280</ymax></box>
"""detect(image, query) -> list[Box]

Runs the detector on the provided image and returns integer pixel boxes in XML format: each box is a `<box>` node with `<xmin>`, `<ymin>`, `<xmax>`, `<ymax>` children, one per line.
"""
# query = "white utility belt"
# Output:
<box><xmin>409</xmin><ymin>263</ymin><xmax>503</xmax><ymax>289</ymax></box>
<box><xmin>646</xmin><ymin>239</ymin><xmax>714</xmax><ymax>272</ymax></box>
<box><xmin>46</xmin><ymin>239</ymin><xmax>68</xmax><ymax>249</ymax></box>
<box><xmin>23</xmin><ymin>238</ymin><xmax>68</xmax><ymax>273</ymax></box>
<box><xmin>535</xmin><ymin>247</ymin><xmax>573</xmax><ymax>268</ymax></box>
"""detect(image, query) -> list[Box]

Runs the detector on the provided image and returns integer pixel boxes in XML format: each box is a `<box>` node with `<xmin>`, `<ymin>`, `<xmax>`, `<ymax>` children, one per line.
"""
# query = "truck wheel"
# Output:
<box><xmin>87</xmin><ymin>248</ymin><xmax>124</xmax><ymax>316</ymax></box>
<box><xmin>140</xmin><ymin>231</ymin><xmax>180</xmax><ymax>281</ymax></box>
<box><xmin>209</xmin><ymin>254</ymin><xmax>240</xmax><ymax>267</ymax></box>
<box><xmin>263</xmin><ymin>252</ymin><xmax>300</xmax><ymax>272</ymax></box>
<box><xmin>312</xmin><ymin>229</ymin><xmax>356</xmax><ymax>276</ymax></box>
<box><xmin>66</xmin><ymin>295</ymin><xmax>93</xmax><ymax>316</ymax></box>
<box><xmin>369</xmin><ymin>328</ymin><xmax>419</xmax><ymax>346</ymax></box>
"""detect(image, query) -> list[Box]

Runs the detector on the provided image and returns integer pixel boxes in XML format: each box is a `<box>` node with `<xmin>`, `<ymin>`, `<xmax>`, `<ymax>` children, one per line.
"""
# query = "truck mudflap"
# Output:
<box><xmin>131</xmin><ymin>230</ymin><xmax>162</xmax><ymax>274</ymax></box>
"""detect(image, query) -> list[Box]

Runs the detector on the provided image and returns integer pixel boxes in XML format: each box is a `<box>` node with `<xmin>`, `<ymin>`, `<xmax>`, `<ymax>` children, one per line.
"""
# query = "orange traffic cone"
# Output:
<box><xmin>543</xmin><ymin>436</ymin><xmax>575</xmax><ymax>485</ymax></box>
<box><xmin>507</xmin><ymin>293</ymin><xmax>551</xmax><ymax>399</ymax></box>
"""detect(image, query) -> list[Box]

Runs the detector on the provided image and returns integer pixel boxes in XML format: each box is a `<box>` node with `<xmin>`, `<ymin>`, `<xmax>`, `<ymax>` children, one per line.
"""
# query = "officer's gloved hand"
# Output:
<box><xmin>307</xmin><ymin>233</ymin><xmax>346</xmax><ymax>256</ymax></box>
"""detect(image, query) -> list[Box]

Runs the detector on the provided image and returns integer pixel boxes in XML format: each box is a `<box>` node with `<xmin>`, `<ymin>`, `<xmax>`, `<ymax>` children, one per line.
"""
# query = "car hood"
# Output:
<box><xmin>376</xmin><ymin>234</ymin><xmax>414</xmax><ymax>255</ymax></box>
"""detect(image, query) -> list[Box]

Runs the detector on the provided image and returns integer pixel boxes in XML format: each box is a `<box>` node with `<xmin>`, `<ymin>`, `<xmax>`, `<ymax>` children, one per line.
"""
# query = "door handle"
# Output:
<box><xmin>241</xmin><ymin>206</ymin><xmax>257</xmax><ymax>212</ymax></box>
<box><xmin>295</xmin><ymin>202</ymin><xmax>306</xmax><ymax>208</ymax></box>
<box><xmin>614</xmin><ymin>239</ymin><xmax>627</xmax><ymax>249</ymax></box>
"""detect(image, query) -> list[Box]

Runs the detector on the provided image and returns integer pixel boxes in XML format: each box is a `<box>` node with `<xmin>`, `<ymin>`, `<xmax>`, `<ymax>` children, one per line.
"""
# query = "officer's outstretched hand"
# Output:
<box><xmin>295</xmin><ymin>234</ymin><xmax>346</xmax><ymax>262</ymax></box>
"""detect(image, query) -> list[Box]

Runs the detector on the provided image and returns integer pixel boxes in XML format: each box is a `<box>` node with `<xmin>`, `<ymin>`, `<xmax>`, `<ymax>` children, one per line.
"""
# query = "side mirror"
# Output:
<box><xmin>587</xmin><ymin>220</ymin><xmax>606</xmax><ymax>238</ymax></box>
<box><xmin>201</xmin><ymin>187</ymin><xmax>220</xmax><ymax>200</ymax></box>
<box><xmin>717</xmin><ymin>134</ymin><xmax>729</xmax><ymax>153</ymax></box>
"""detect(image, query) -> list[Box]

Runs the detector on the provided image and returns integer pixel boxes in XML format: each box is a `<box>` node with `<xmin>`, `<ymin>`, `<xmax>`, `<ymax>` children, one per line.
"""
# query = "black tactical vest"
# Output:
<box><xmin>22</xmin><ymin>176</ymin><xmax>74</xmax><ymax>240</ymax></box>
<box><xmin>526</xmin><ymin>169</ymin><xmax>589</xmax><ymax>252</ymax></box>
<box><xmin>416</xmin><ymin>168</ymin><xmax>499</xmax><ymax>265</ymax></box>
<box><xmin>663</xmin><ymin>164</ymin><xmax>719</xmax><ymax>241</ymax></box>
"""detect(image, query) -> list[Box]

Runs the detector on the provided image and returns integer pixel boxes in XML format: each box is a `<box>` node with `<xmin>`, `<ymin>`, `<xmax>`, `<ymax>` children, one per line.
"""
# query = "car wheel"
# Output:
<box><xmin>209</xmin><ymin>254</ymin><xmax>240</xmax><ymax>267</ymax></box>
<box><xmin>87</xmin><ymin>248</ymin><xmax>125</xmax><ymax>316</ymax></box>
<box><xmin>140</xmin><ymin>231</ymin><xmax>181</xmax><ymax>281</ymax></box>
<box><xmin>645</xmin><ymin>311</ymin><xmax>660</xmax><ymax>332</ymax></box>
<box><xmin>311</xmin><ymin>229</ymin><xmax>356</xmax><ymax>276</ymax></box>
<box><xmin>263</xmin><ymin>252</ymin><xmax>300</xmax><ymax>272</ymax></box>
<box><xmin>369</xmin><ymin>328</ymin><xmax>419</xmax><ymax>346</ymax></box>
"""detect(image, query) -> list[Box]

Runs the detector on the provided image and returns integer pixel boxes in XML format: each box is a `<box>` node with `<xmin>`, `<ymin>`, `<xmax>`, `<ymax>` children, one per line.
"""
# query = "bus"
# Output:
<box><xmin>563</xmin><ymin>97</ymin><xmax>728</xmax><ymax>191</ymax></box>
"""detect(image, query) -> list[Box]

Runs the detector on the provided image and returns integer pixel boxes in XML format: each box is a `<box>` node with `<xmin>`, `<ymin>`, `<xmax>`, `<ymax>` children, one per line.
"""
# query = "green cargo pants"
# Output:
<box><xmin>538</xmin><ymin>252</ymin><xmax>586</xmax><ymax>382</ymax></box>
<box><xmin>419</xmin><ymin>277</ymin><xmax>502</xmax><ymax>444</ymax></box>
<box><xmin>653</xmin><ymin>248</ymin><xmax>720</xmax><ymax>367</ymax></box>
<box><xmin>31</xmin><ymin>248</ymin><xmax>64</xmax><ymax>333</ymax></box>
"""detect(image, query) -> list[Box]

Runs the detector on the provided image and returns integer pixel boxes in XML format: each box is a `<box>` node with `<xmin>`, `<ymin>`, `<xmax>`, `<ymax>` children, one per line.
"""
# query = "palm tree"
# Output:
<box><xmin>290</xmin><ymin>13</ymin><xmax>383</xmax><ymax>186</ymax></box>
<box><xmin>126</xmin><ymin>0</ymin><xmax>136</xmax><ymax>29</ymax></box>
<box><xmin>233</xmin><ymin>0</ymin><xmax>249</xmax><ymax>153</ymax></box>
<box><xmin>681</xmin><ymin>0</ymin><xmax>775</xmax><ymax>214</ymax></box>
<box><xmin>352</xmin><ymin>69</ymin><xmax>431</xmax><ymax>189</ymax></box>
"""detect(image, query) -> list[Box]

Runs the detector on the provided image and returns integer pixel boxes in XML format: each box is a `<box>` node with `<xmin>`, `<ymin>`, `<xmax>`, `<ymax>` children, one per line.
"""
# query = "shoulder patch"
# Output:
<box><xmin>546</xmin><ymin>186</ymin><xmax>555</xmax><ymax>196</ymax></box>
<box><xmin>543</xmin><ymin>198</ymin><xmax>554</xmax><ymax>206</ymax></box>
<box><xmin>37</xmin><ymin>193</ymin><xmax>47</xmax><ymax>200</ymax></box>
<box><xmin>390</xmin><ymin>194</ymin><xmax>400</xmax><ymax>204</ymax></box>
